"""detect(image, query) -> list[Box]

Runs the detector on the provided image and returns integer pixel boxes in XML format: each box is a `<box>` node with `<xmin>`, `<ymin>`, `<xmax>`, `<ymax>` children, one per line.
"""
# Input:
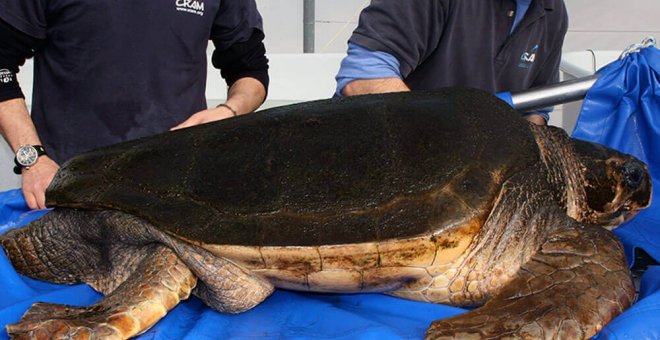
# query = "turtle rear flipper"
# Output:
<box><xmin>426</xmin><ymin>224</ymin><xmax>635</xmax><ymax>339</ymax></box>
<box><xmin>6</xmin><ymin>245</ymin><xmax>196</xmax><ymax>339</ymax></box>
<box><xmin>164</xmin><ymin>236</ymin><xmax>275</xmax><ymax>314</ymax></box>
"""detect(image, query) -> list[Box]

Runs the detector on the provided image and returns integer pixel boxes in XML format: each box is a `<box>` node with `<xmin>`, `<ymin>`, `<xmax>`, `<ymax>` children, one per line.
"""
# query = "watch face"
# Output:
<box><xmin>16</xmin><ymin>145</ymin><xmax>39</xmax><ymax>167</ymax></box>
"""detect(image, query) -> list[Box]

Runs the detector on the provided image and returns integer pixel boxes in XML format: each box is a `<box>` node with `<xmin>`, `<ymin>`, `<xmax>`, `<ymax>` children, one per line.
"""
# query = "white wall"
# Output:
<box><xmin>256</xmin><ymin>0</ymin><xmax>368</xmax><ymax>53</ymax></box>
<box><xmin>563</xmin><ymin>0</ymin><xmax>660</xmax><ymax>52</ymax></box>
<box><xmin>1</xmin><ymin>0</ymin><xmax>659</xmax><ymax>191</ymax></box>
<box><xmin>256</xmin><ymin>0</ymin><xmax>660</xmax><ymax>54</ymax></box>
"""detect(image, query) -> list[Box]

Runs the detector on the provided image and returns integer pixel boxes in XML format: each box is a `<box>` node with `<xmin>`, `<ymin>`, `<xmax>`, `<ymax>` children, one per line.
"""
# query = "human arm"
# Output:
<box><xmin>338</xmin><ymin>1</ymin><xmax>444</xmax><ymax>95</ymax></box>
<box><xmin>522</xmin><ymin>108</ymin><xmax>551</xmax><ymax>125</ymax></box>
<box><xmin>172</xmin><ymin>0</ymin><xmax>267</xmax><ymax>130</ymax></box>
<box><xmin>336</xmin><ymin>42</ymin><xmax>409</xmax><ymax>96</ymax></box>
<box><xmin>337</xmin><ymin>43</ymin><xmax>550</xmax><ymax>125</ymax></box>
<box><xmin>170</xmin><ymin>76</ymin><xmax>266</xmax><ymax>130</ymax></box>
<box><xmin>337</xmin><ymin>1</ymin><xmax>451</xmax><ymax>97</ymax></box>
<box><xmin>0</xmin><ymin>99</ymin><xmax>58</xmax><ymax>210</ymax></box>
<box><xmin>0</xmin><ymin>18</ymin><xmax>57</xmax><ymax>210</ymax></box>
<box><xmin>342</xmin><ymin>78</ymin><xmax>409</xmax><ymax>96</ymax></box>
<box><xmin>339</xmin><ymin>43</ymin><xmax>550</xmax><ymax>125</ymax></box>
<box><xmin>170</xmin><ymin>28</ymin><xmax>267</xmax><ymax>130</ymax></box>
<box><xmin>348</xmin><ymin>1</ymin><xmax>444</xmax><ymax>80</ymax></box>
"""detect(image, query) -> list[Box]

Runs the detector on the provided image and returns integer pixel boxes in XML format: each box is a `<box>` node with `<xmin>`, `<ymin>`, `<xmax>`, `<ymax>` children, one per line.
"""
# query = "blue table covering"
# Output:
<box><xmin>575</xmin><ymin>44</ymin><xmax>660</xmax><ymax>338</ymax></box>
<box><xmin>0</xmin><ymin>188</ymin><xmax>466</xmax><ymax>339</ymax></box>
<box><xmin>572</xmin><ymin>46</ymin><xmax>660</xmax><ymax>270</ymax></box>
<box><xmin>1</xmin><ymin>188</ymin><xmax>659</xmax><ymax>339</ymax></box>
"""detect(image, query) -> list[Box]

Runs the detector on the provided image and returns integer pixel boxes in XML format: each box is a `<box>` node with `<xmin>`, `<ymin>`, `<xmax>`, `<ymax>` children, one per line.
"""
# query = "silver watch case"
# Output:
<box><xmin>15</xmin><ymin>145</ymin><xmax>40</xmax><ymax>168</ymax></box>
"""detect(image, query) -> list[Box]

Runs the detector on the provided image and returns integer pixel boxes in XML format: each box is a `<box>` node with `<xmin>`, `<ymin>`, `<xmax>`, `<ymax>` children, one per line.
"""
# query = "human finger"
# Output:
<box><xmin>22</xmin><ymin>188</ymin><xmax>38</xmax><ymax>210</ymax></box>
<box><xmin>170</xmin><ymin>115</ymin><xmax>202</xmax><ymax>131</ymax></box>
<box><xmin>34</xmin><ymin>187</ymin><xmax>47</xmax><ymax>210</ymax></box>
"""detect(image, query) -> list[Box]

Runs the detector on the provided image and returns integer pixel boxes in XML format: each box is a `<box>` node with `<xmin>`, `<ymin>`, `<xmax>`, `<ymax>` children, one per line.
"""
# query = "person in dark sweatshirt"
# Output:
<box><xmin>336</xmin><ymin>0</ymin><xmax>568</xmax><ymax>125</ymax></box>
<box><xmin>0</xmin><ymin>0</ymin><xmax>269</xmax><ymax>210</ymax></box>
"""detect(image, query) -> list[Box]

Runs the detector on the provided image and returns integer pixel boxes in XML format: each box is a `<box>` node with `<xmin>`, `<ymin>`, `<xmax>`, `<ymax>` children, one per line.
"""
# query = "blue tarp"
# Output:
<box><xmin>573</xmin><ymin>44</ymin><xmax>660</xmax><ymax>338</ymax></box>
<box><xmin>572</xmin><ymin>45</ymin><xmax>660</xmax><ymax>268</ymax></box>
<box><xmin>1</xmin><ymin>45</ymin><xmax>660</xmax><ymax>339</ymax></box>
<box><xmin>0</xmin><ymin>189</ymin><xmax>469</xmax><ymax>340</ymax></box>
<box><xmin>2</xmin><ymin>191</ymin><xmax>659</xmax><ymax>340</ymax></box>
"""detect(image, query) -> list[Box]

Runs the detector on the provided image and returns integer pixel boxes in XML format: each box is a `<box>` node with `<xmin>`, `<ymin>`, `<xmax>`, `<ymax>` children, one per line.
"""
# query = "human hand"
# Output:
<box><xmin>524</xmin><ymin>114</ymin><xmax>547</xmax><ymax>125</ymax></box>
<box><xmin>20</xmin><ymin>156</ymin><xmax>59</xmax><ymax>210</ymax></box>
<box><xmin>170</xmin><ymin>105</ymin><xmax>238</xmax><ymax>131</ymax></box>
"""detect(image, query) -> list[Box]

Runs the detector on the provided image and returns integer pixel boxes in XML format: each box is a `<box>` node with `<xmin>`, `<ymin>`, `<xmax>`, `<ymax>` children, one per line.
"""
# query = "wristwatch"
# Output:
<box><xmin>13</xmin><ymin>144</ymin><xmax>47</xmax><ymax>175</ymax></box>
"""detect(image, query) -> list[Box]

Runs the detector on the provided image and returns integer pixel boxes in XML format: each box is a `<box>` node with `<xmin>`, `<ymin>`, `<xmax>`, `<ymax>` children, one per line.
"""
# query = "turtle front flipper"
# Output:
<box><xmin>6</xmin><ymin>245</ymin><xmax>197</xmax><ymax>340</ymax></box>
<box><xmin>426</xmin><ymin>223</ymin><xmax>635</xmax><ymax>339</ymax></box>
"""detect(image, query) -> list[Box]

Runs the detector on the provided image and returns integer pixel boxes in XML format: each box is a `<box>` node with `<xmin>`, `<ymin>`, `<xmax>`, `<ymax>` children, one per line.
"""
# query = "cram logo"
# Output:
<box><xmin>176</xmin><ymin>0</ymin><xmax>204</xmax><ymax>16</ymax></box>
<box><xmin>0</xmin><ymin>69</ymin><xmax>14</xmax><ymax>84</ymax></box>
<box><xmin>518</xmin><ymin>44</ymin><xmax>538</xmax><ymax>69</ymax></box>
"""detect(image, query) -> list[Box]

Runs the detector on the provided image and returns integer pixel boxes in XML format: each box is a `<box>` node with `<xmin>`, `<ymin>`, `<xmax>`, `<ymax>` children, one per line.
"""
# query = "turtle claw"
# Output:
<box><xmin>425</xmin><ymin>317</ymin><xmax>485</xmax><ymax>340</ymax></box>
<box><xmin>6</xmin><ymin>303</ymin><xmax>122</xmax><ymax>340</ymax></box>
<box><xmin>17</xmin><ymin>302</ymin><xmax>88</xmax><ymax>322</ymax></box>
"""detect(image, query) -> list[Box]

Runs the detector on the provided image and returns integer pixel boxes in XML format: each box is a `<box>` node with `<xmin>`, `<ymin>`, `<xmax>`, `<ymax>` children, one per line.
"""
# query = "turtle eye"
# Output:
<box><xmin>622</xmin><ymin>161</ymin><xmax>645</xmax><ymax>190</ymax></box>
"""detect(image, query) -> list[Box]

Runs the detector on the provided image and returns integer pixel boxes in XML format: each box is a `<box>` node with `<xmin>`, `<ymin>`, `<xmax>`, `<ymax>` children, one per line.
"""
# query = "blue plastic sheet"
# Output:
<box><xmin>0</xmin><ymin>189</ymin><xmax>471</xmax><ymax>339</ymax></box>
<box><xmin>572</xmin><ymin>46</ymin><xmax>660</xmax><ymax>265</ymax></box>
<box><xmin>571</xmin><ymin>45</ymin><xmax>660</xmax><ymax>338</ymax></box>
<box><xmin>2</xmin><ymin>190</ymin><xmax>659</xmax><ymax>339</ymax></box>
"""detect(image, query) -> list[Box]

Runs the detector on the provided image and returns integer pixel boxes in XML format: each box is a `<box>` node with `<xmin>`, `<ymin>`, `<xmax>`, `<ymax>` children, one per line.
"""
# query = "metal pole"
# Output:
<box><xmin>509</xmin><ymin>74</ymin><xmax>601</xmax><ymax>112</ymax></box>
<box><xmin>303</xmin><ymin>0</ymin><xmax>315</xmax><ymax>53</ymax></box>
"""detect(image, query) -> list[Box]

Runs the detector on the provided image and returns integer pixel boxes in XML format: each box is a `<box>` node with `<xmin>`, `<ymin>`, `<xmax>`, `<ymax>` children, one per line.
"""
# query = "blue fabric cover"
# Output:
<box><xmin>571</xmin><ymin>45</ymin><xmax>660</xmax><ymax>338</ymax></box>
<box><xmin>0</xmin><ymin>189</ymin><xmax>470</xmax><ymax>339</ymax></box>
<box><xmin>1</xmin><ymin>185</ymin><xmax>659</xmax><ymax>340</ymax></box>
<box><xmin>572</xmin><ymin>46</ymin><xmax>660</xmax><ymax>266</ymax></box>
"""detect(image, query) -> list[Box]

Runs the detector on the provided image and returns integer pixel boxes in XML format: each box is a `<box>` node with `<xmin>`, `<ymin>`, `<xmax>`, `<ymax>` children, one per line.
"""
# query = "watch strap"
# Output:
<box><xmin>33</xmin><ymin>145</ymin><xmax>47</xmax><ymax>157</ymax></box>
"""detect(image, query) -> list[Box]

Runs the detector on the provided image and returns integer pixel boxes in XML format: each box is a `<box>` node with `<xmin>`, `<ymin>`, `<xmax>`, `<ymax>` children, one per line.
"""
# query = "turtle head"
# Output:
<box><xmin>531</xmin><ymin>125</ymin><xmax>651</xmax><ymax>229</ymax></box>
<box><xmin>569</xmin><ymin>138</ymin><xmax>652</xmax><ymax>229</ymax></box>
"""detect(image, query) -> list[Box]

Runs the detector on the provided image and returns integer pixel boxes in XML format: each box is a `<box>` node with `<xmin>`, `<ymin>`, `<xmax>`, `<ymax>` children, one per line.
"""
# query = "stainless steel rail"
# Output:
<box><xmin>509</xmin><ymin>74</ymin><xmax>601</xmax><ymax>111</ymax></box>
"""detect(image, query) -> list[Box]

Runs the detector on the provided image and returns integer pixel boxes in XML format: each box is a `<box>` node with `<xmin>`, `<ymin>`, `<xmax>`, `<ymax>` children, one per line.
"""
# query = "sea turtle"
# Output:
<box><xmin>0</xmin><ymin>88</ymin><xmax>652</xmax><ymax>339</ymax></box>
